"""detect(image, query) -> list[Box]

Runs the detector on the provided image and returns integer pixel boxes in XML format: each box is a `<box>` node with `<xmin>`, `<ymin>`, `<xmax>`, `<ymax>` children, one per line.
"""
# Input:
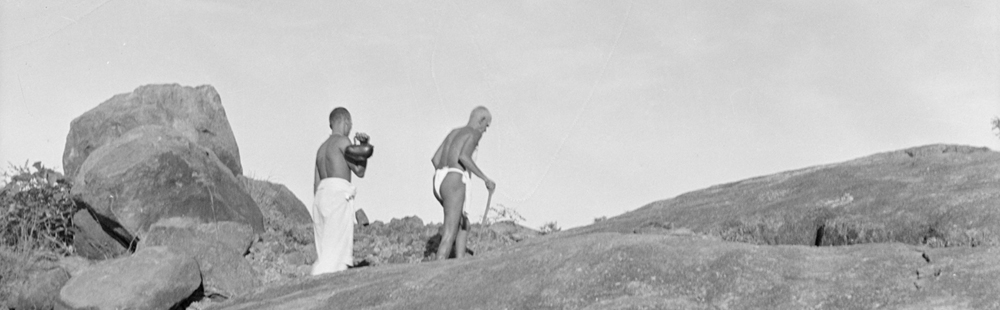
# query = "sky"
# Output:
<box><xmin>2</xmin><ymin>0</ymin><xmax>998</xmax><ymax>230</ymax></box>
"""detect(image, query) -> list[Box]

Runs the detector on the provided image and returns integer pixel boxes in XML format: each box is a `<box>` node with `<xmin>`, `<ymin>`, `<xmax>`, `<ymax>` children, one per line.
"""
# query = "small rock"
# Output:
<box><xmin>13</xmin><ymin>267</ymin><xmax>70</xmax><ymax>310</ymax></box>
<box><xmin>281</xmin><ymin>252</ymin><xmax>308</xmax><ymax>266</ymax></box>
<box><xmin>56</xmin><ymin>256</ymin><xmax>93</xmax><ymax>277</ymax></box>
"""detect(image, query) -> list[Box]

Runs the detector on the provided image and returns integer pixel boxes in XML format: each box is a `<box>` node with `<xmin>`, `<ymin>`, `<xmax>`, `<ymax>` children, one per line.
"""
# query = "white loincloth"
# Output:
<box><xmin>310</xmin><ymin>177</ymin><xmax>358</xmax><ymax>275</ymax></box>
<box><xmin>433</xmin><ymin>167</ymin><xmax>472</xmax><ymax>228</ymax></box>
<box><xmin>433</xmin><ymin>167</ymin><xmax>470</xmax><ymax>199</ymax></box>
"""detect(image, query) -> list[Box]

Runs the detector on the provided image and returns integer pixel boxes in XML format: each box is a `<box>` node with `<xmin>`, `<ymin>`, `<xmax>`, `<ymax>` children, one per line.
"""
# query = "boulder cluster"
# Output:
<box><xmin>10</xmin><ymin>84</ymin><xmax>543</xmax><ymax>310</ymax></box>
<box><xmin>30</xmin><ymin>84</ymin><xmax>266</xmax><ymax>309</ymax></box>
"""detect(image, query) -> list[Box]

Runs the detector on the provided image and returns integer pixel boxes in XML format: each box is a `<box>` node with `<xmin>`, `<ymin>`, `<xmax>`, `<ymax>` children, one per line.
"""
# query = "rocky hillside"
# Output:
<box><xmin>209</xmin><ymin>144</ymin><xmax>1000</xmax><ymax>310</ymax></box>
<box><xmin>8</xmin><ymin>83</ymin><xmax>999</xmax><ymax>309</ymax></box>
<box><xmin>578</xmin><ymin>144</ymin><xmax>1000</xmax><ymax>247</ymax></box>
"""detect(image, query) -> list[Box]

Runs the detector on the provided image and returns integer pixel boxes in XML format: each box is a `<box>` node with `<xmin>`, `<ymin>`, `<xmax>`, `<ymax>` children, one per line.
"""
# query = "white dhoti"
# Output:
<box><xmin>310</xmin><ymin>178</ymin><xmax>358</xmax><ymax>275</ymax></box>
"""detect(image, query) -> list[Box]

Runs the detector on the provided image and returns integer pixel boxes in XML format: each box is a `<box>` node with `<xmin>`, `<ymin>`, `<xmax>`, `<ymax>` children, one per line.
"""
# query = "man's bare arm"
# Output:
<box><xmin>457</xmin><ymin>132</ymin><xmax>490</xmax><ymax>183</ymax></box>
<box><xmin>313</xmin><ymin>168</ymin><xmax>320</xmax><ymax>194</ymax></box>
<box><xmin>347</xmin><ymin>159</ymin><xmax>366</xmax><ymax>178</ymax></box>
<box><xmin>337</xmin><ymin>138</ymin><xmax>368</xmax><ymax>178</ymax></box>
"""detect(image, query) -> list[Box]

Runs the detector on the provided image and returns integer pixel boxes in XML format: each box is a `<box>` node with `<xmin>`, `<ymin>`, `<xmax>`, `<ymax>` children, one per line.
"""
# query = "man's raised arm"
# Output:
<box><xmin>338</xmin><ymin>137</ymin><xmax>369</xmax><ymax>178</ymax></box>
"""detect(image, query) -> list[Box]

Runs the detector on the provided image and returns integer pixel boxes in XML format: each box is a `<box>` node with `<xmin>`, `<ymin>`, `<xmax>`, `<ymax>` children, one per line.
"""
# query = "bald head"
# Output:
<box><xmin>329</xmin><ymin>107</ymin><xmax>351</xmax><ymax>128</ymax></box>
<box><xmin>467</xmin><ymin>106</ymin><xmax>492</xmax><ymax>133</ymax></box>
<box><xmin>329</xmin><ymin>107</ymin><xmax>353</xmax><ymax>136</ymax></box>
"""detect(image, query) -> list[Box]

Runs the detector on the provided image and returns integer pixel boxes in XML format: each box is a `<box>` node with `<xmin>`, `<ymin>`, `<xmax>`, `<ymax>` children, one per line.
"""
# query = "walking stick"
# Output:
<box><xmin>481</xmin><ymin>190</ymin><xmax>494</xmax><ymax>227</ymax></box>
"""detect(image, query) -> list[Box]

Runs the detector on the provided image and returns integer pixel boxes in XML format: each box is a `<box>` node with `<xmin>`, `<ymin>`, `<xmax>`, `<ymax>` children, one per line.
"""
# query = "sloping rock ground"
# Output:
<box><xmin>211</xmin><ymin>233</ymin><xmax>1000</xmax><ymax>309</ymax></box>
<box><xmin>63</xmin><ymin>84</ymin><xmax>243</xmax><ymax>178</ymax></box>
<box><xmin>575</xmin><ymin>144</ymin><xmax>1000</xmax><ymax>247</ymax></box>
<box><xmin>209</xmin><ymin>144</ymin><xmax>1000</xmax><ymax>309</ymax></box>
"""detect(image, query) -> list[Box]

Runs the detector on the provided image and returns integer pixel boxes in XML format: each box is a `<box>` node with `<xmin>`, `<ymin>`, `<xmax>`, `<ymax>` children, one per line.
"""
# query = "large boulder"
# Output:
<box><xmin>71</xmin><ymin>125</ymin><xmax>264</xmax><ymax>239</ymax></box>
<box><xmin>577</xmin><ymin>144</ymin><xmax>1000</xmax><ymax>247</ymax></box>
<box><xmin>209</xmin><ymin>232</ymin><xmax>1000</xmax><ymax>309</ymax></box>
<box><xmin>139</xmin><ymin>218</ymin><xmax>260</xmax><ymax>298</ymax></box>
<box><xmin>63</xmin><ymin>84</ymin><xmax>242</xmax><ymax>178</ymax></box>
<box><xmin>57</xmin><ymin>246</ymin><xmax>201</xmax><ymax>310</ymax></box>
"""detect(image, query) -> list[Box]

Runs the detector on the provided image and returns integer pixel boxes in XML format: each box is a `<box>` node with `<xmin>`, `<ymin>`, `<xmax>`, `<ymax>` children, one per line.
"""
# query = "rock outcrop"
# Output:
<box><xmin>63</xmin><ymin>84</ymin><xmax>242</xmax><ymax>178</ymax></box>
<box><xmin>578</xmin><ymin>144</ymin><xmax>1000</xmax><ymax>247</ymax></box>
<box><xmin>57</xmin><ymin>246</ymin><xmax>201</xmax><ymax>310</ymax></box>
<box><xmin>210</xmin><ymin>232</ymin><xmax>1000</xmax><ymax>309</ymax></box>
<box><xmin>208</xmin><ymin>144</ymin><xmax>1000</xmax><ymax>309</ymax></box>
<box><xmin>71</xmin><ymin>125</ymin><xmax>264</xmax><ymax>240</ymax></box>
<box><xmin>50</xmin><ymin>84</ymin><xmax>279</xmax><ymax>307</ymax></box>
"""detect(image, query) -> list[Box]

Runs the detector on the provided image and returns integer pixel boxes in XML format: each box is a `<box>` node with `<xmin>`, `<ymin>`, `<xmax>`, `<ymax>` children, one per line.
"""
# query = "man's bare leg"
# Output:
<box><xmin>436</xmin><ymin>174</ymin><xmax>465</xmax><ymax>260</ymax></box>
<box><xmin>454</xmin><ymin>218</ymin><xmax>468</xmax><ymax>258</ymax></box>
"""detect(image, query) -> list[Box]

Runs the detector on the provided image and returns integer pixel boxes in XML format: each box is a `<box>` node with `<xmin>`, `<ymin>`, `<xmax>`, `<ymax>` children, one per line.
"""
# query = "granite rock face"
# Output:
<box><xmin>208</xmin><ymin>144</ymin><xmax>1000</xmax><ymax>310</ymax></box>
<box><xmin>210</xmin><ymin>232</ymin><xmax>1000</xmax><ymax>309</ymax></box>
<box><xmin>578</xmin><ymin>144</ymin><xmax>1000</xmax><ymax>247</ymax></box>
<box><xmin>63</xmin><ymin>84</ymin><xmax>242</xmax><ymax>178</ymax></box>
<box><xmin>71</xmin><ymin>125</ymin><xmax>264</xmax><ymax>239</ymax></box>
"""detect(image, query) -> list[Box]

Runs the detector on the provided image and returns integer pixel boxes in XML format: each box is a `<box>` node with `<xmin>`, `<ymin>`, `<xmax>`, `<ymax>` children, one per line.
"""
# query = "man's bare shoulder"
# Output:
<box><xmin>447</xmin><ymin>127</ymin><xmax>467</xmax><ymax>137</ymax></box>
<box><xmin>450</xmin><ymin>126</ymin><xmax>479</xmax><ymax>139</ymax></box>
<box><xmin>319</xmin><ymin>135</ymin><xmax>349</xmax><ymax>155</ymax></box>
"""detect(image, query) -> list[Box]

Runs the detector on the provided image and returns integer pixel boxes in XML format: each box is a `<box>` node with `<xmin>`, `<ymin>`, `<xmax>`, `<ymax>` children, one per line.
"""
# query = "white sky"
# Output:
<box><xmin>2</xmin><ymin>0</ymin><xmax>998</xmax><ymax>229</ymax></box>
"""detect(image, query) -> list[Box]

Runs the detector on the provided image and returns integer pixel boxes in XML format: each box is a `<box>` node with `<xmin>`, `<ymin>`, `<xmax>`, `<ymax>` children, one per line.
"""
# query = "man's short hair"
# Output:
<box><xmin>329</xmin><ymin>107</ymin><xmax>351</xmax><ymax>126</ymax></box>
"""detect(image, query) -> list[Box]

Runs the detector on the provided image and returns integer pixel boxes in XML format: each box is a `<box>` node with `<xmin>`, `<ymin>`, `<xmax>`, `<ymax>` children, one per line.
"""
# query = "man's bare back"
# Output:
<box><xmin>432</xmin><ymin>127</ymin><xmax>479</xmax><ymax>172</ymax></box>
<box><xmin>315</xmin><ymin>134</ymin><xmax>354</xmax><ymax>188</ymax></box>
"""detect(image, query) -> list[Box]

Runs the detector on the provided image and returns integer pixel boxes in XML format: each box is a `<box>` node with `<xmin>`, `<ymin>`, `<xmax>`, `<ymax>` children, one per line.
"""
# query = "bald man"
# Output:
<box><xmin>430</xmin><ymin>106</ymin><xmax>496</xmax><ymax>260</ymax></box>
<box><xmin>311</xmin><ymin>107</ymin><xmax>373</xmax><ymax>275</ymax></box>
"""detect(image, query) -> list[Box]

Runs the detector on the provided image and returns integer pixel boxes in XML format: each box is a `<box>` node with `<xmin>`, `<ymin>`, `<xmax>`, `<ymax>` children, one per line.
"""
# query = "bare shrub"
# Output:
<box><xmin>992</xmin><ymin>116</ymin><xmax>999</xmax><ymax>139</ymax></box>
<box><xmin>539</xmin><ymin>222</ymin><xmax>562</xmax><ymax>235</ymax></box>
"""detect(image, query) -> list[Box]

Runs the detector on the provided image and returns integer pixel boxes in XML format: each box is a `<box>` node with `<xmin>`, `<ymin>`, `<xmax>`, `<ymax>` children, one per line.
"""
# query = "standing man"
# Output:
<box><xmin>430</xmin><ymin>106</ymin><xmax>496</xmax><ymax>260</ymax></box>
<box><xmin>311</xmin><ymin>107</ymin><xmax>373</xmax><ymax>275</ymax></box>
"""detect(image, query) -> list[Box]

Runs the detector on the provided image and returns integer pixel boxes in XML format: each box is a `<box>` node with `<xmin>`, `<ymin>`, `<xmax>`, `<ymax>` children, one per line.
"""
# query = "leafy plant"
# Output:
<box><xmin>0</xmin><ymin>161</ymin><xmax>79</xmax><ymax>255</ymax></box>
<box><xmin>0</xmin><ymin>161</ymin><xmax>79</xmax><ymax>309</ymax></box>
